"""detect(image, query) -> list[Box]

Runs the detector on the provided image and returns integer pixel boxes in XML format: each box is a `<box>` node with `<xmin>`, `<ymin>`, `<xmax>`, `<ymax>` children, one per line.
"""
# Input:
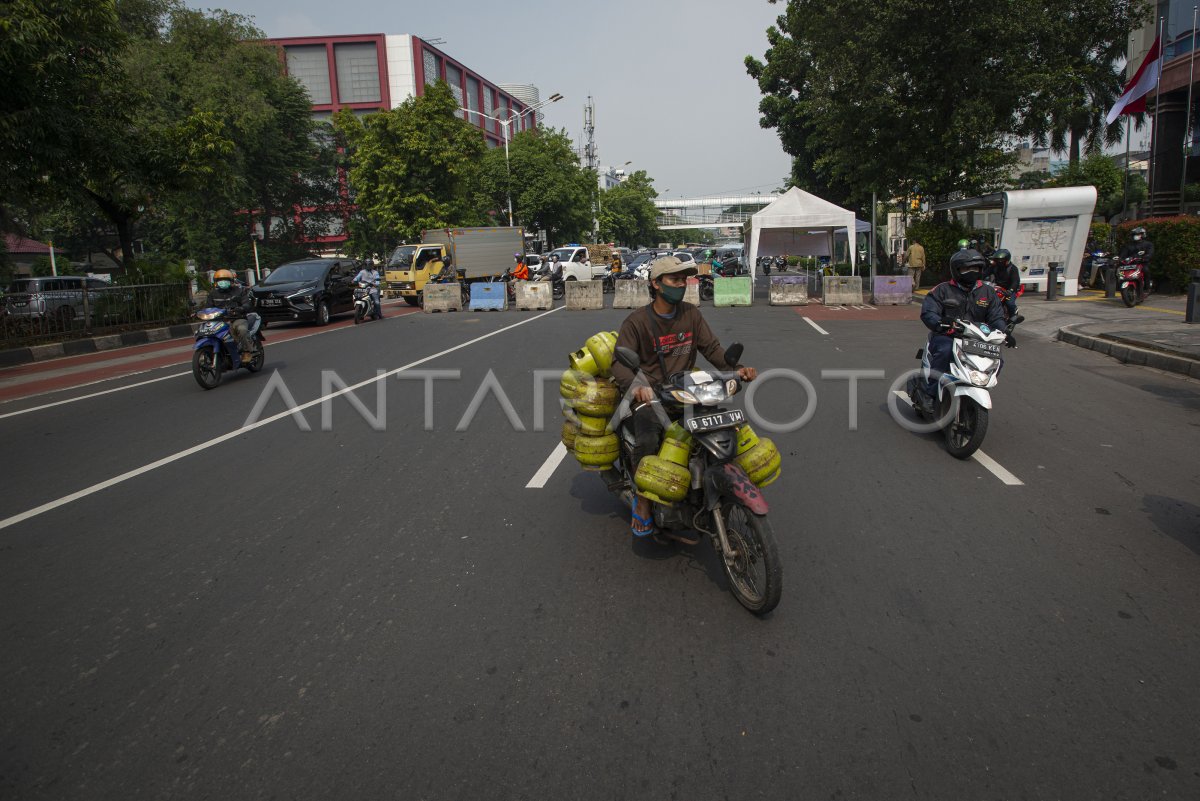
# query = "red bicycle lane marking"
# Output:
<box><xmin>0</xmin><ymin>307</ymin><xmax>420</xmax><ymax>404</ymax></box>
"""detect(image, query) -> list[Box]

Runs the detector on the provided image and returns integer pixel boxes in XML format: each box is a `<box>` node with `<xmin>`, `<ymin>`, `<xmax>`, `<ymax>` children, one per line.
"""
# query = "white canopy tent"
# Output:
<box><xmin>743</xmin><ymin>187</ymin><xmax>859</xmax><ymax>279</ymax></box>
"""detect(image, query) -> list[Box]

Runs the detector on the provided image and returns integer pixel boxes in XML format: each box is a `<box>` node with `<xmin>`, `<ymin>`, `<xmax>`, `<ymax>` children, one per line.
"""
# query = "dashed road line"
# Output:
<box><xmin>802</xmin><ymin>317</ymin><xmax>830</xmax><ymax>335</ymax></box>
<box><xmin>526</xmin><ymin>443</ymin><xmax>570</xmax><ymax>489</ymax></box>
<box><xmin>892</xmin><ymin>390</ymin><xmax>1024</xmax><ymax>486</ymax></box>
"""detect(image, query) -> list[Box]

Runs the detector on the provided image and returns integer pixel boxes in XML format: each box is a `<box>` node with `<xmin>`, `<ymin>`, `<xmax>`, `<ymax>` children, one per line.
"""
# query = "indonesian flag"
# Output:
<box><xmin>1106</xmin><ymin>36</ymin><xmax>1162</xmax><ymax>125</ymax></box>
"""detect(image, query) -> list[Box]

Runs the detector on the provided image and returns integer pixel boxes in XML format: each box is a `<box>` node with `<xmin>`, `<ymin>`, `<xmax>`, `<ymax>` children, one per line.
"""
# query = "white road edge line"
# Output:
<box><xmin>891</xmin><ymin>390</ymin><xmax>1023</xmax><ymax>486</ymax></box>
<box><xmin>0</xmin><ymin>372</ymin><xmax>190</xmax><ymax>420</ymax></box>
<box><xmin>0</xmin><ymin>310</ymin><xmax>420</xmax><ymax>419</ymax></box>
<box><xmin>526</xmin><ymin>442</ymin><xmax>569</xmax><ymax>489</ymax></box>
<box><xmin>0</xmin><ymin>307</ymin><xmax>563</xmax><ymax>532</ymax></box>
<box><xmin>802</xmin><ymin>317</ymin><xmax>830</xmax><ymax>336</ymax></box>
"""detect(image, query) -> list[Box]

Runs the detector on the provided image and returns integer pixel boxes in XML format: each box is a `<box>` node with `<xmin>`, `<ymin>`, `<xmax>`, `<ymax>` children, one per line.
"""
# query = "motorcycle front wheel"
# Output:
<box><xmin>354</xmin><ymin>303</ymin><xmax>364</xmax><ymax>324</ymax></box>
<box><xmin>944</xmin><ymin>397</ymin><xmax>988</xmax><ymax>459</ymax></box>
<box><xmin>553</xmin><ymin>283</ymin><xmax>565</xmax><ymax>300</ymax></box>
<box><xmin>720</xmin><ymin>502</ymin><xmax>782</xmax><ymax>615</ymax></box>
<box><xmin>192</xmin><ymin>347</ymin><xmax>222</xmax><ymax>390</ymax></box>
<box><xmin>1120</xmin><ymin>284</ymin><xmax>1136</xmax><ymax>307</ymax></box>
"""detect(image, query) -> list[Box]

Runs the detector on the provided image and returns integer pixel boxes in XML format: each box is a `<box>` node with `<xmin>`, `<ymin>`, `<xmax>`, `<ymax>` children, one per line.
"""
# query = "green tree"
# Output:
<box><xmin>1023</xmin><ymin>0</ymin><xmax>1147</xmax><ymax>165</ymax></box>
<box><xmin>479</xmin><ymin>127</ymin><xmax>595</xmax><ymax>243</ymax></box>
<box><xmin>598</xmin><ymin>171</ymin><xmax>662</xmax><ymax>247</ymax></box>
<box><xmin>335</xmin><ymin>82</ymin><xmax>486</xmax><ymax>245</ymax></box>
<box><xmin>1050</xmin><ymin>152</ymin><xmax>1145</xmax><ymax>220</ymax></box>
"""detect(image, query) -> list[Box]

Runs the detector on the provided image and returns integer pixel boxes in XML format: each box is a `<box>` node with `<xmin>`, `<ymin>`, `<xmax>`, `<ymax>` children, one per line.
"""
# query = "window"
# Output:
<box><xmin>466</xmin><ymin>76</ymin><xmax>481</xmax><ymax>124</ymax></box>
<box><xmin>445</xmin><ymin>63</ymin><xmax>464</xmax><ymax>116</ymax></box>
<box><xmin>334</xmin><ymin>43</ymin><xmax>381</xmax><ymax>104</ymax></box>
<box><xmin>423</xmin><ymin>50</ymin><xmax>440</xmax><ymax>88</ymax></box>
<box><xmin>483</xmin><ymin>86</ymin><xmax>494</xmax><ymax>119</ymax></box>
<box><xmin>286</xmin><ymin>45</ymin><xmax>332</xmax><ymax>105</ymax></box>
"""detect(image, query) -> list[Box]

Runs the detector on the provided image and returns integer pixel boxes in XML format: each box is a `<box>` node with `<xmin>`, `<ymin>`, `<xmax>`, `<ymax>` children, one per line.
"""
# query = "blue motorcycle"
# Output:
<box><xmin>191</xmin><ymin>307</ymin><xmax>265</xmax><ymax>390</ymax></box>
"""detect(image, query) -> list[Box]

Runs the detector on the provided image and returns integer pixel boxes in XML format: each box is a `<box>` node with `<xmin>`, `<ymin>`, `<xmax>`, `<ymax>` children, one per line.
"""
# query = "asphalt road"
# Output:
<box><xmin>2</xmin><ymin>296</ymin><xmax>1199</xmax><ymax>800</ymax></box>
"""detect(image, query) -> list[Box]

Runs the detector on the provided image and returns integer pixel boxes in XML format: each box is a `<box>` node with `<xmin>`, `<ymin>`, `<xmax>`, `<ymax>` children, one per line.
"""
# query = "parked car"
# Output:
<box><xmin>4</xmin><ymin>276</ymin><xmax>111</xmax><ymax>325</ymax></box>
<box><xmin>546</xmin><ymin>246</ymin><xmax>602</xmax><ymax>281</ymax></box>
<box><xmin>251</xmin><ymin>258</ymin><xmax>358</xmax><ymax>325</ymax></box>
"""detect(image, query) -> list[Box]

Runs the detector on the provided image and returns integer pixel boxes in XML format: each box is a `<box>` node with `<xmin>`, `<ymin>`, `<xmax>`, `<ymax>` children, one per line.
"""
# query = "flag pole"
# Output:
<box><xmin>1181</xmin><ymin>5</ymin><xmax>1198</xmax><ymax>207</ymax></box>
<box><xmin>1149</xmin><ymin>15</ymin><xmax>1166</xmax><ymax>215</ymax></box>
<box><xmin>1123</xmin><ymin>115</ymin><xmax>1132</xmax><ymax>217</ymax></box>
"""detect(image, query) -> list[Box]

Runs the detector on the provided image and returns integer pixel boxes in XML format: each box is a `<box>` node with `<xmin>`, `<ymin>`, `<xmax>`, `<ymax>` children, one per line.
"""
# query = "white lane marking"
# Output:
<box><xmin>0</xmin><ymin>311</ymin><xmax>420</xmax><ymax>419</ymax></box>
<box><xmin>971</xmin><ymin>450</ymin><xmax>1024</xmax><ymax>486</ymax></box>
<box><xmin>802</xmin><ymin>317</ymin><xmax>830</xmax><ymax>335</ymax></box>
<box><xmin>0</xmin><ymin>307</ymin><xmax>563</xmax><ymax>532</ymax></box>
<box><xmin>526</xmin><ymin>442</ymin><xmax>570</xmax><ymax>488</ymax></box>
<box><xmin>0</xmin><ymin>372</ymin><xmax>190</xmax><ymax>420</ymax></box>
<box><xmin>892</xmin><ymin>390</ymin><xmax>1023</xmax><ymax>486</ymax></box>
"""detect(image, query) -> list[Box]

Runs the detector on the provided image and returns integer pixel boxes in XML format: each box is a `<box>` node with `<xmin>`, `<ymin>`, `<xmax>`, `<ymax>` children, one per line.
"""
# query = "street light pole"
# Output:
<box><xmin>460</xmin><ymin>93</ymin><xmax>562</xmax><ymax>228</ymax></box>
<box><xmin>44</xmin><ymin>228</ymin><xmax>58</xmax><ymax>276</ymax></box>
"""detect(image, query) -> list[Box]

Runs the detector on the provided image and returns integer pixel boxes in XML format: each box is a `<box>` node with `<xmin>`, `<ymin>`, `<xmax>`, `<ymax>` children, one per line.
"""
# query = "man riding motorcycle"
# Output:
<box><xmin>916</xmin><ymin>249</ymin><xmax>1006</xmax><ymax>416</ymax></box>
<box><xmin>512</xmin><ymin>253</ymin><xmax>530</xmax><ymax>282</ymax></box>
<box><xmin>1119</xmin><ymin>226</ymin><xmax>1154</xmax><ymax>300</ymax></box>
<box><xmin>208</xmin><ymin>269</ymin><xmax>255</xmax><ymax>363</ymax></box>
<box><xmin>985</xmin><ymin>248</ymin><xmax>1022</xmax><ymax>324</ymax></box>
<box><xmin>353</xmin><ymin>263</ymin><xmax>383</xmax><ymax>320</ymax></box>
<box><xmin>610</xmin><ymin>256</ymin><xmax>758</xmax><ymax>543</ymax></box>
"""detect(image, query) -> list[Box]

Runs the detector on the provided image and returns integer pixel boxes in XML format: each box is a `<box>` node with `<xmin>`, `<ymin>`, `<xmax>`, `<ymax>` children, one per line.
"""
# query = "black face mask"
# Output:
<box><xmin>957</xmin><ymin>270</ymin><xmax>980</xmax><ymax>286</ymax></box>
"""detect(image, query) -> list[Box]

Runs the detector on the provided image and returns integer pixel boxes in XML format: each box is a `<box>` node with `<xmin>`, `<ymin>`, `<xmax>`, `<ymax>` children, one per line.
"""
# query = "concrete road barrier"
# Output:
<box><xmin>514</xmin><ymin>280</ymin><xmax>553</xmax><ymax>310</ymax></box>
<box><xmin>684</xmin><ymin>276</ymin><xmax>701</xmax><ymax>305</ymax></box>
<box><xmin>872</xmin><ymin>275</ymin><xmax>912</xmax><ymax>305</ymax></box>
<box><xmin>565</xmin><ymin>279</ymin><xmax>603</xmax><ymax>310</ymax></box>
<box><xmin>822</xmin><ymin>276</ymin><xmax>864</xmax><ymax>305</ymax></box>
<box><xmin>469</xmin><ymin>282</ymin><xmax>508</xmax><ymax>311</ymax></box>
<box><xmin>613</xmin><ymin>280</ymin><xmax>650</xmax><ymax>309</ymax></box>
<box><xmin>769</xmin><ymin>275</ymin><xmax>809</xmax><ymax>306</ymax></box>
<box><xmin>422</xmin><ymin>282</ymin><xmax>463</xmax><ymax>313</ymax></box>
<box><xmin>714</xmin><ymin>276</ymin><xmax>753</xmax><ymax>307</ymax></box>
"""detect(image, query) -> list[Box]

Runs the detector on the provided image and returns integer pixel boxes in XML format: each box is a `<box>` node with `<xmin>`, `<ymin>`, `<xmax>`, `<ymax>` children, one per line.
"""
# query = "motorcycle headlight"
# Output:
<box><xmin>670</xmin><ymin>389</ymin><xmax>698</xmax><ymax>404</ymax></box>
<box><xmin>693</xmin><ymin>382</ymin><xmax>727</xmax><ymax>405</ymax></box>
<box><xmin>968</xmin><ymin>370</ymin><xmax>991</xmax><ymax>387</ymax></box>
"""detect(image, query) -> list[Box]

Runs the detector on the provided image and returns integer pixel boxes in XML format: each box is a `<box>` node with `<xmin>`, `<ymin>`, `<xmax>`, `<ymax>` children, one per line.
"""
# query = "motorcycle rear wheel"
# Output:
<box><xmin>192</xmin><ymin>347</ymin><xmax>222</xmax><ymax>390</ymax></box>
<box><xmin>720</xmin><ymin>502</ymin><xmax>782</xmax><ymax>615</ymax></box>
<box><xmin>246</xmin><ymin>342</ymin><xmax>265</xmax><ymax>373</ymax></box>
<box><xmin>944</xmin><ymin>398</ymin><xmax>988</xmax><ymax>459</ymax></box>
<box><xmin>699</xmin><ymin>284</ymin><xmax>714</xmax><ymax>301</ymax></box>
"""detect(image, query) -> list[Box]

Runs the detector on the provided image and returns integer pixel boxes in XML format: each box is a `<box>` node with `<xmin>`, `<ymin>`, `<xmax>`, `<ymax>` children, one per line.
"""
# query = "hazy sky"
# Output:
<box><xmin>188</xmin><ymin>0</ymin><xmax>795</xmax><ymax>199</ymax></box>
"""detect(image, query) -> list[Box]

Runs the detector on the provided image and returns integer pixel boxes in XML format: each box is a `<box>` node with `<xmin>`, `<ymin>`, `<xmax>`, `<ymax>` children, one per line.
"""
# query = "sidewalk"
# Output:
<box><xmin>1017</xmin><ymin>289</ymin><xmax>1199</xmax><ymax>379</ymax></box>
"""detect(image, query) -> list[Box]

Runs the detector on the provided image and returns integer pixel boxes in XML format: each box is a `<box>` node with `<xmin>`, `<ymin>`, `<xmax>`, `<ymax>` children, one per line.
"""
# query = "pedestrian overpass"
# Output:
<box><xmin>653</xmin><ymin>194</ymin><xmax>779</xmax><ymax>231</ymax></box>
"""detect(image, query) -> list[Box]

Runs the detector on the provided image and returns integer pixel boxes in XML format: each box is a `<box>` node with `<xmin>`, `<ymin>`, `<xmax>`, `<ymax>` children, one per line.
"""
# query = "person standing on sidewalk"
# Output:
<box><xmin>906</xmin><ymin>239</ymin><xmax>927</xmax><ymax>289</ymax></box>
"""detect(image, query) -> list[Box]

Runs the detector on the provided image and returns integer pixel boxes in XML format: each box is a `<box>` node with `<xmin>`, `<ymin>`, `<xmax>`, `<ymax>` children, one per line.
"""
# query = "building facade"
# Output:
<box><xmin>266</xmin><ymin>34</ymin><xmax>539</xmax><ymax>246</ymax></box>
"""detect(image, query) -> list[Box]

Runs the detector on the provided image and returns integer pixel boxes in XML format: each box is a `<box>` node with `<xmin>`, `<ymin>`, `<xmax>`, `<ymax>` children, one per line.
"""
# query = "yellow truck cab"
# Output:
<box><xmin>385</xmin><ymin>243</ymin><xmax>449</xmax><ymax>306</ymax></box>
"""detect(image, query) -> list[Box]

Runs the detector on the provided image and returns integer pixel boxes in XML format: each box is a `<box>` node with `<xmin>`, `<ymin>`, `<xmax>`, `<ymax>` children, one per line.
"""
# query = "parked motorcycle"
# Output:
<box><xmin>191</xmin><ymin>307</ymin><xmax>265</xmax><ymax>390</ymax></box>
<box><xmin>353</xmin><ymin>281</ymin><xmax>380</xmax><ymax>324</ymax></box>
<box><xmin>906</xmin><ymin>316</ymin><xmax>1006</xmax><ymax>459</ymax></box>
<box><xmin>1118</xmin><ymin>253</ymin><xmax>1152</xmax><ymax>307</ymax></box>
<box><xmin>760</xmin><ymin>256</ymin><xmax>772</xmax><ymax>276</ymax></box>
<box><xmin>697</xmin><ymin>273</ymin><xmax>715</xmax><ymax>301</ymax></box>
<box><xmin>1086</xmin><ymin>248</ymin><xmax>1112</xmax><ymax>288</ymax></box>
<box><xmin>605</xmin><ymin>344</ymin><xmax>782</xmax><ymax>615</ymax></box>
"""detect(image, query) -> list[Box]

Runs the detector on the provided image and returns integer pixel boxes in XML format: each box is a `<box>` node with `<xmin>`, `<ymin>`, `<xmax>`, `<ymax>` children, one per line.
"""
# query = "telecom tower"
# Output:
<box><xmin>583</xmin><ymin>96</ymin><xmax>597</xmax><ymax>171</ymax></box>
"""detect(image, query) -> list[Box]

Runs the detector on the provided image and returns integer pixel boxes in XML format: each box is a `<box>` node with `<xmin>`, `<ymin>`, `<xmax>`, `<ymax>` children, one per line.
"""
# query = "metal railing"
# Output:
<box><xmin>1</xmin><ymin>282</ymin><xmax>193</xmax><ymax>350</ymax></box>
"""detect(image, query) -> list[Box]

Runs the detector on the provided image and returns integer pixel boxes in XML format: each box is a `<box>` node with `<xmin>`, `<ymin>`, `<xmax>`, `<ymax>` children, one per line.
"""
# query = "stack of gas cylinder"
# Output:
<box><xmin>559</xmin><ymin>330</ymin><xmax>782</xmax><ymax>495</ymax></box>
<box><xmin>560</xmin><ymin>331</ymin><xmax>621</xmax><ymax>471</ymax></box>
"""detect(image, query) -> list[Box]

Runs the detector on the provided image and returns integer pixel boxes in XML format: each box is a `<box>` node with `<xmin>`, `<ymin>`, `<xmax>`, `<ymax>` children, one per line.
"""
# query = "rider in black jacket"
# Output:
<box><xmin>1119</xmin><ymin>227</ymin><xmax>1154</xmax><ymax>300</ymax></box>
<box><xmin>917</xmin><ymin>250</ymin><xmax>1006</xmax><ymax>413</ymax></box>
<box><xmin>208</xmin><ymin>269</ymin><xmax>255</xmax><ymax>361</ymax></box>
<box><xmin>985</xmin><ymin>248</ymin><xmax>1022</xmax><ymax>317</ymax></box>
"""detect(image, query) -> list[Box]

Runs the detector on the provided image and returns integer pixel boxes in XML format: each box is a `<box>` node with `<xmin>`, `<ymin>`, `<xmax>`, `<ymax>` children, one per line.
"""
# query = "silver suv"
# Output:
<box><xmin>5</xmin><ymin>276</ymin><xmax>110</xmax><ymax>324</ymax></box>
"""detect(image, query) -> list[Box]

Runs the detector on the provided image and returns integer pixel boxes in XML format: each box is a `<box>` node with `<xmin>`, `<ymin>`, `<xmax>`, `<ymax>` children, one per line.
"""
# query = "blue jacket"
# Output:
<box><xmin>920</xmin><ymin>280</ymin><xmax>1005</xmax><ymax>333</ymax></box>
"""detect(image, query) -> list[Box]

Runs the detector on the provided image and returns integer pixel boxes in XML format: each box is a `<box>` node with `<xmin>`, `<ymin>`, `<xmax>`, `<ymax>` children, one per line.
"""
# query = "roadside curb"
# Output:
<box><xmin>1056</xmin><ymin>324</ymin><xmax>1200</xmax><ymax>379</ymax></box>
<box><xmin>0</xmin><ymin>323</ymin><xmax>199</xmax><ymax>370</ymax></box>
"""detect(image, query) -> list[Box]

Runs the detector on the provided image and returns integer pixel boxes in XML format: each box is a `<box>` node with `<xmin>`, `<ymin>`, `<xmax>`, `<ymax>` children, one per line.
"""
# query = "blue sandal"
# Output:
<box><xmin>630</xmin><ymin>499</ymin><xmax>656</xmax><ymax>538</ymax></box>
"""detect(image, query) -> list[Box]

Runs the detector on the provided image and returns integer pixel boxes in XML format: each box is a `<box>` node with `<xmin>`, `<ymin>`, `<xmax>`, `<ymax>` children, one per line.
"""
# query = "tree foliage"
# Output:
<box><xmin>1049</xmin><ymin>153</ymin><xmax>1146</xmax><ymax>220</ymax></box>
<box><xmin>598</xmin><ymin>171</ymin><xmax>662</xmax><ymax>247</ymax></box>
<box><xmin>747</xmin><ymin>0</ymin><xmax>1147</xmax><ymax>207</ymax></box>
<box><xmin>479</xmin><ymin>127</ymin><xmax>596</xmax><ymax>243</ymax></box>
<box><xmin>335</xmin><ymin>82</ymin><xmax>486</xmax><ymax>246</ymax></box>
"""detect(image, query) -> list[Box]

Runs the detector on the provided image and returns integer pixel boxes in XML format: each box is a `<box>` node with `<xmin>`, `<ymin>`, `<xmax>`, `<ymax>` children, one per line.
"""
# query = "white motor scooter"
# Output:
<box><xmin>907</xmin><ymin>320</ymin><xmax>1006</xmax><ymax>459</ymax></box>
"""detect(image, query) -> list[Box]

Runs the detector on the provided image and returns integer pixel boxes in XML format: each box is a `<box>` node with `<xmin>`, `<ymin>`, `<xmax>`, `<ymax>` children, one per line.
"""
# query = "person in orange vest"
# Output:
<box><xmin>511</xmin><ymin>253</ymin><xmax>530</xmax><ymax>281</ymax></box>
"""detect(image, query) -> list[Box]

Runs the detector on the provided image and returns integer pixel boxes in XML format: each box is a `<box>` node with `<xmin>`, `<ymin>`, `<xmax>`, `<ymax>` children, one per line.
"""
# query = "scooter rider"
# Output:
<box><xmin>610</xmin><ymin>256</ymin><xmax>758</xmax><ymax>542</ymax></box>
<box><xmin>986</xmin><ymin>248</ymin><xmax>1023</xmax><ymax>324</ymax></box>
<box><xmin>352</xmin><ymin>262</ymin><xmax>383</xmax><ymax>320</ymax></box>
<box><xmin>512</xmin><ymin>253</ymin><xmax>530</xmax><ymax>281</ymax></box>
<box><xmin>917</xmin><ymin>249</ymin><xmax>1006</xmax><ymax>415</ymax></box>
<box><xmin>208</xmin><ymin>269</ymin><xmax>255</xmax><ymax>363</ymax></box>
<box><xmin>1119</xmin><ymin>227</ymin><xmax>1154</xmax><ymax>299</ymax></box>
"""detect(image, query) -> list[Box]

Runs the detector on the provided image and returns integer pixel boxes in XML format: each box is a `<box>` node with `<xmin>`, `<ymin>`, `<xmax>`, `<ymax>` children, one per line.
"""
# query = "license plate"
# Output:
<box><xmin>685</xmin><ymin>409</ymin><xmax>745</xmax><ymax>433</ymax></box>
<box><xmin>964</xmin><ymin>341</ymin><xmax>1000</xmax><ymax>357</ymax></box>
<box><xmin>260</xmin><ymin>298</ymin><xmax>281</xmax><ymax>306</ymax></box>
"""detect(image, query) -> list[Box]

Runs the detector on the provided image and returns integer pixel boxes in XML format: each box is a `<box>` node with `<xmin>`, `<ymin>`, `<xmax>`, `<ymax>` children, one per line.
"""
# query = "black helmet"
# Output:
<box><xmin>1132</xmin><ymin>226</ymin><xmax>1146</xmax><ymax>240</ymax></box>
<box><xmin>950</xmin><ymin>249</ymin><xmax>987</xmax><ymax>285</ymax></box>
<box><xmin>991</xmin><ymin>248</ymin><xmax>1011</xmax><ymax>264</ymax></box>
